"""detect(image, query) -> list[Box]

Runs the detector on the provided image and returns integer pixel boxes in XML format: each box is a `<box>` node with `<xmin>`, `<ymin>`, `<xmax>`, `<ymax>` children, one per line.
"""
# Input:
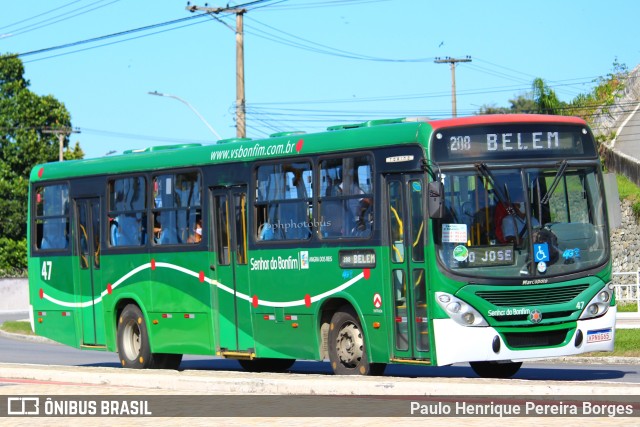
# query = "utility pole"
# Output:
<box><xmin>187</xmin><ymin>4</ymin><xmax>247</xmax><ymax>138</ymax></box>
<box><xmin>434</xmin><ymin>56</ymin><xmax>471</xmax><ymax>117</ymax></box>
<box><xmin>42</xmin><ymin>128</ymin><xmax>80</xmax><ymax>161</ymax></box>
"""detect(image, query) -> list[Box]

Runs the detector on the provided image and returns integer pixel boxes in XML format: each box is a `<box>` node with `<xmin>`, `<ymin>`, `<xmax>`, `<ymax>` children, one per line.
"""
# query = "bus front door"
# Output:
<box><xmin>74</xmin><ymin>197</ymin><xmax>106</xmax><ymax>346</ymax></box>
<box><xmin>386</xmin><ymin>174</ymin><xmax>431</xmax><ymax>361</ymax></box>
<box><xmin>210</xmin><ymin>186</ymin><xmax>255</xmax><ymax>355</ymax></box>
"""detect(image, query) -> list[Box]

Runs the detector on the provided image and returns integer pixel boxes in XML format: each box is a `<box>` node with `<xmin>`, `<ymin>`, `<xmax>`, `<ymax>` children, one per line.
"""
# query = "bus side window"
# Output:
<box><xmin>35</xmin><ymin>184</ymin><xmax>70</xmax><ymax>251</ymax></box>
<box><xmin>152</xmin><ymin>172</ymin><xmax>202</xmax><ymax>246</ymax></box>
<box><xmin>107</xmin><ymin>177</ymin><xmax>146</xmax><ymax>247</ymax></box>
<box><xmin>319</xmin><ymin>156</ymin><xmax>373</xmax><ymax>239</ymax></box>
<box><xmin>255</xmin><ymin>162</ymin><xmax>312</xmax><ymax>241</ymax></box>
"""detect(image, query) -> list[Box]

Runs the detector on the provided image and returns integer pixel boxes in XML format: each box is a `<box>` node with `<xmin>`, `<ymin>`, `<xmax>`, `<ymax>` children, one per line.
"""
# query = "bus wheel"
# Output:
<box><xmin>469</xmin><ymin>361</ymin><xmax>522</xmax><ymax>378</ymax></box>
<box><xmin>238</xmin><ymin>358</ymin><xmax>295</xmax><ymax>373</ymax></box>
<box><xmin>329</xmin><ymin>308</ymin><xmax>382</xmax><ymax>375</ymax></box>
<box><xmin>117</xmin><ymin>304</ymin><xmax>153</xmax><ymax>369</ymax></box>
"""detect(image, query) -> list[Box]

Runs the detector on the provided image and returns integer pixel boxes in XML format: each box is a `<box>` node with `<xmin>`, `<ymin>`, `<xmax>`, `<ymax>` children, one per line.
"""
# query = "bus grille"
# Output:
<box><xmin>503</xmin><ymin>329</ymin><xmax>570</xmax><ymax>349</ymax></box>
<box><xmin>476</xmin><ymin>284</ymin><xmax>589</xmax><ymax>307</ymax></box>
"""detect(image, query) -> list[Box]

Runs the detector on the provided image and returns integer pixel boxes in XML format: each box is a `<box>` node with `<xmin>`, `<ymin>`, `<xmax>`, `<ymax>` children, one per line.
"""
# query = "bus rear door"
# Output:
<box><xmin>386</xmin><ymin>174</ymin><xmax>431</xmax><ymax>362</ymax></box>
<box><xmin>210</xmin><ymin>186</ymin><xmax>255</xmax><ymax>355</ymax></box>
<box><xmin>74</xmin><ymin>197</ymin><xmax>106</xmax><ymax>347</ymax></box>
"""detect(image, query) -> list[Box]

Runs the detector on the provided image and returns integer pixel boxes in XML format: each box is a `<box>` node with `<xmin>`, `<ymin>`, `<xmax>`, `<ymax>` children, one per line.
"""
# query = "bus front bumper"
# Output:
<box><xmin>432</xmin><ymin>306</ymin><xmax>617</xmax><ymax>366</ymax></box>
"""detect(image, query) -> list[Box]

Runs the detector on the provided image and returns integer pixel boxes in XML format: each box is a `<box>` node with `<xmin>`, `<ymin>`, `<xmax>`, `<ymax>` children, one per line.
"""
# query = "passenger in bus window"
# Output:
<box><xmin>153</xmin><ymin>213</ymin><xmax>162</xmax><ymax>243</ymax></box>
<box><xmin>187</xmin><ymin>219</ymin><xmax>202</xmax><ymax>243</ymax></box>
<box><xmin>339</xmin><ymin>179</ymin><xmax>372</xmax><ymax>236</ymax></box>
<box><xmin>109</xmin><ymin>217</ymin><xmax>119</xmax><ymax>246</ymax></box>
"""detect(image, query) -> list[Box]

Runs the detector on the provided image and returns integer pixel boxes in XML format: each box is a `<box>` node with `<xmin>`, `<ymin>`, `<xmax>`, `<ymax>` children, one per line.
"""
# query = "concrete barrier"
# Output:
<box><xmin>0</xmin><ymin>278</ymin><xmax>29</xmax><ymax>313</ymax></box>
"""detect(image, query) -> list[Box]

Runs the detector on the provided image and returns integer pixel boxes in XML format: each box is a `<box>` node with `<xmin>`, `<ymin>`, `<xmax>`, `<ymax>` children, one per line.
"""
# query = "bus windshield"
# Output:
<box><xmin>434</xmin><ymin>165</ymin><xmax>608</xmax><ymax>279</ymax></box>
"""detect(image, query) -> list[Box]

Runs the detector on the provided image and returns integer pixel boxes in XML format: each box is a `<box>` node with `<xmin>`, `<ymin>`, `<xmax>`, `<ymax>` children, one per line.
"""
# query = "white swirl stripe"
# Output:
<box><xmin>41</xmin><ymin>261</ymin><xmax>366</xmax><ymax>309</ymax></box>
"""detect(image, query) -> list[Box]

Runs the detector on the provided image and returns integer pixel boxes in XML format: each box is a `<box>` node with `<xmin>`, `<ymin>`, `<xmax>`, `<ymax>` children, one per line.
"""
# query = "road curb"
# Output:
<box><xmin>1</xmin><ymin>362</ymin><xmax>639</xmax><ymax>396</ymax></box>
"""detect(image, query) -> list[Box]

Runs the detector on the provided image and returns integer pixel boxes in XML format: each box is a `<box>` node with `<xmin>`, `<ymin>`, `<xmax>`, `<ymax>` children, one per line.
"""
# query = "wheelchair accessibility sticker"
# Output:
<box><xmin>534</xmin><ymin>243</ymin><xmax>550</xmax><ymax>262</ymax></box>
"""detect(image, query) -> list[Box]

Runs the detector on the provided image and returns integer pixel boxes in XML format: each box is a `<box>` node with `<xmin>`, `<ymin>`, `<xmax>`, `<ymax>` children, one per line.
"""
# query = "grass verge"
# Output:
<box><xmin>1</xmin><ymin>320</ymin><xmax>34</xmax><ymax>335</ymax></box>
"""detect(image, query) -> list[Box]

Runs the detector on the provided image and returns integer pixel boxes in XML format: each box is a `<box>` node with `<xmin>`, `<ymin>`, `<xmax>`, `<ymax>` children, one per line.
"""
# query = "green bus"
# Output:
<box><xmin>28</xmin><ymin>114</ymin><xmax>617</xmax><ymax>378</ymax></box>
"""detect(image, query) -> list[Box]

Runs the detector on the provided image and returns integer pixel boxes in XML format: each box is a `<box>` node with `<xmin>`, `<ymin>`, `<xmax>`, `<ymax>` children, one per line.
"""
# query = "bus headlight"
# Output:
<box><xmin>579</xmin><ymin>284</ymin><xmax>612</xmax><ymax>320</ymax></box>
<box><xmin>597</xmin><ymin>290</ymin><xmax>610</xmax><ymax>303</ymax></box>
<box><xmin>462</xmin><ymin>312</ymin><xmax>475</xmax><ymax>325</ymax></box>
<box><xmin>436</xmin><ymin>292</ymin><xmax>488</xmax><ymax>327</ymax></box>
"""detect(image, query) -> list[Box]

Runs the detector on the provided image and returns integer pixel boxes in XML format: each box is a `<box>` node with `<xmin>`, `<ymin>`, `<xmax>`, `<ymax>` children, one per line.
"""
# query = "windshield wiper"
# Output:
<box><xmin>474</xmin><ymin>163</ymin><xmax>516</xmax><ymax>215</ymax></box>
<box><xmin>540</xmin><ymin>160</ymin><xmax>568</xmax><ymax>205</ymax></box>
<box><xmin>475</xmin><ymin>163</ymin><xmax>523</xmax><ymax>247</ymax></box>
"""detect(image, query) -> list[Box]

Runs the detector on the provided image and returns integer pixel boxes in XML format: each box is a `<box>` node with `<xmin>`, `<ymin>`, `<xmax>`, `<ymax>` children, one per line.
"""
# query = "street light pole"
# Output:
<box><xmin>148</xmin><ymin>91</ymin><xmax>222</xmax><ymax>140</ymax></box>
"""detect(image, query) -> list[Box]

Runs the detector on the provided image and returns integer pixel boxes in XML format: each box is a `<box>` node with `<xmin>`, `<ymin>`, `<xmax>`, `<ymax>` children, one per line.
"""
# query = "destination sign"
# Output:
<box><xmin>456</xmin><ymin>245</ymin><xmax>515</xmax><ymax>268</ymax></box>
<box><xmin>432</xmin><ymin>124</ymin><xmax>597</xmax><ymax>162</ymax></box>
<box><xmin>339</xmin><ymin>249</ymin><xmax>376</xmax><ymax>269</ymax></box>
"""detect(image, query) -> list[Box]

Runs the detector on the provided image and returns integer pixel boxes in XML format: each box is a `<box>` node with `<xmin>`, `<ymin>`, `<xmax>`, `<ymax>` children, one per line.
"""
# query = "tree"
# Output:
<box><xmin>477</xmin><ymin>94</ymin><xmax>537</xmax><ymax>115</ymax></box>
<box><xmin>566</xmin><ymin>59</ymin><xmax>629</xmax><ymax>125</ymax></box>
<box><xmin>532</xmin><ymin>78</ymin><xmax>565</xmax><ymax>115</ymax></box>
<box><xmin>0</xmin><ymin>53</ymin><xmax>82</xmax><ymax>275</ymax></box>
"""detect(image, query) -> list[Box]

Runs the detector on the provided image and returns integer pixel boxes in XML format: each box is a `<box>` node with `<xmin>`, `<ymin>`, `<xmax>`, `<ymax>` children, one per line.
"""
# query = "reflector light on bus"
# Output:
<box><xmin>263</xmin><ymin>315</ymin><xmax>275</xmax><ymax>320</ymax></box>
<box><xmin>62</xmin><ymin>312</ymin><xmax>71</xmax><ymax>317</ymax></box>
<box><xmin>184</xmin><ymin>314</ymin><xmax>195</xmax><ymax>319</ymax></box>
<box><xmin>162</xmin><ymin>314</ymin><xmax>172</xmax><ymax>319</ymax></box>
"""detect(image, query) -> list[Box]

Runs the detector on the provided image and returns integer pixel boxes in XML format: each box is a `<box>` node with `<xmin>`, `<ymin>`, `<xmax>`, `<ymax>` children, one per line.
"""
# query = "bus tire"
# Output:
<box><xmin>328</xmin><ymin>307</ymin><xmax>383</xmax><ymax>375</ymax></box>
<box><xmin>154</xmin><ymin>353</ymin><xmax>183</xmax><ymax>370</ymax></box>
<box><xmin>469</xmin><ymin>361</ymin><xmax>522</xmax><ymax>378</ymax></box>
<box><xmin>117</xmin><ymin>304</ymin><xmax>154</xmax><ymax>369</ymax></box>
<box><xmin>238</xmin><ymin>358</ymin><xmax>295</xmax><ymax>373</ymax></box>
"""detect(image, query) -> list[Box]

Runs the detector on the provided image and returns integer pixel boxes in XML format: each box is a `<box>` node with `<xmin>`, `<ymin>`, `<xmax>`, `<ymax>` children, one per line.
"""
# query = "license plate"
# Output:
<box><xmin>587</xmin><ymin>328</ymin><xmax>613</xmax><ymax>343</ymax></box>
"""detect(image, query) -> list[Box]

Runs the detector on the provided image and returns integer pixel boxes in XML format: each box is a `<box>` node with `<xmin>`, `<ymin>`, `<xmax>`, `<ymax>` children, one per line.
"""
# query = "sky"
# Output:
<box><xmin>1</xmin><ymin>0</ymin><xmax>639</xmax><ymax>159</ymax></box>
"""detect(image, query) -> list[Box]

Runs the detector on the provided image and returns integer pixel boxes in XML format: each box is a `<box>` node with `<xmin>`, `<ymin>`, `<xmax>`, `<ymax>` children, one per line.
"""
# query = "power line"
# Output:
<box><xmin>258</xmin><ymin>0</ymin><xmax>391</xmax><ymax>11</ymax></box>
<box><xmin>245</xmin><ymin>16</ymin><xmax>434</xmax><ymax>62</ymax></box>
<box><xmin>0</xmin><ymin>0</ymin><xmax>84</xmax><ymax>31</ymax></box>
<box><xmin>2</xmin><ymin>0</ymin><xmax>121</xmax><ymax>39</ymax></box>
<box><xmin>9</xmin><ymin>13</ymin><xmax>209</xmax><ymax>59</ymax></box>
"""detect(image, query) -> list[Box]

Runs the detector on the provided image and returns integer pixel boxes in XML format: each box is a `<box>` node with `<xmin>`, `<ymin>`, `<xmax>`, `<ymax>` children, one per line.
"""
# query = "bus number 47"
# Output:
<box><xmin>41</xmin><ymin>261</ymin><xmax>52</xmax><ymax>281</ymax></box>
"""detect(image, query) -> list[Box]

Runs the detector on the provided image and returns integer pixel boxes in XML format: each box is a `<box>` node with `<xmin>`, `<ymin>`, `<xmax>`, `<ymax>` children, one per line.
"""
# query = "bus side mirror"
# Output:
<box><xmin>427</xmin><ymin>181</ymin><xmax>444</xmax><ymax>219</ymax></box>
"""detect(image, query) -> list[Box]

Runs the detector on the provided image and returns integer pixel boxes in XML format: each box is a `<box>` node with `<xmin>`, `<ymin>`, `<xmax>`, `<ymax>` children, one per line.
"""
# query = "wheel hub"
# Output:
<box><xmin>123</xmin><ymin>321</ymin><xmax>141</xmax><ymax>360</ymax></box>
<box><xmin>336</xmin><ymin>323</ymin><xmax>363</xmax><ymax>366</ymax></box>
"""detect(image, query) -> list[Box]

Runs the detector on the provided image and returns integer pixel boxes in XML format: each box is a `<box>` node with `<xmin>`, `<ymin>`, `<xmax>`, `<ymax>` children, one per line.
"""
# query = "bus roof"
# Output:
<box><xmin>426</xmin><ymin>114</ymin><xmax>587</xmax><ymax>131</ymax></box>
<box><xmin>30</xmin><ymin>114</ymin><xmax>589</xmax><ymax>182</ymax></box>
